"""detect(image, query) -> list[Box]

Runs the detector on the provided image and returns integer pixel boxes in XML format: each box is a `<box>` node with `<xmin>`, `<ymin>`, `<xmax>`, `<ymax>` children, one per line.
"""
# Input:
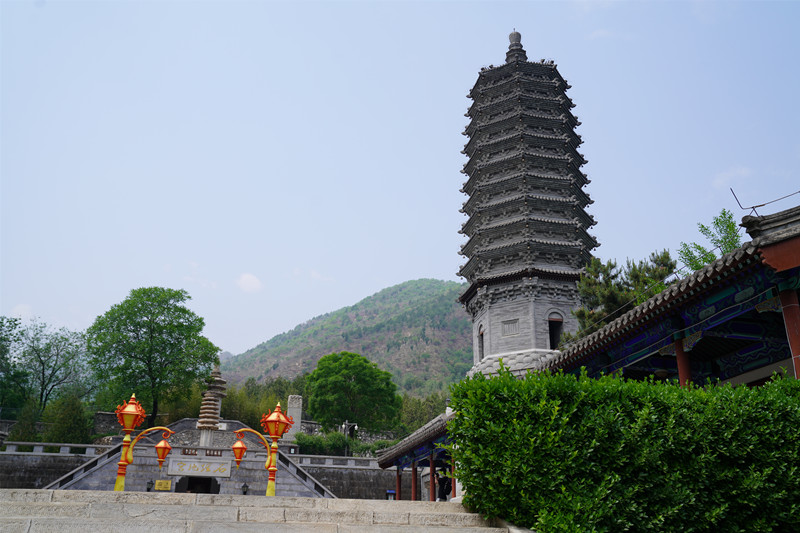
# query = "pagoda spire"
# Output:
<box><xmin>506</xmin><ymin>30</ymin><xmax>527</xmax><ymax>63</ymax></box>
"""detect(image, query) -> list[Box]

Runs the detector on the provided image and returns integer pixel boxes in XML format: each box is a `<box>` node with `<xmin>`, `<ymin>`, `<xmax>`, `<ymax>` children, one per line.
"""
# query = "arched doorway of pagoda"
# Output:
<box><xmin>174</xmin><ymin>476</ymin><xmax>220</xmax><ymax>494</ymax></box>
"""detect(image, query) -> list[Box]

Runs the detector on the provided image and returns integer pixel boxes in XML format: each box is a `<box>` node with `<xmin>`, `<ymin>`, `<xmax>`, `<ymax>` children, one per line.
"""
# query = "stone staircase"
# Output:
<box><xmin>0</xmin><ymin>489</ymin><xmax>511</xmax><ymax>532</ymax></box>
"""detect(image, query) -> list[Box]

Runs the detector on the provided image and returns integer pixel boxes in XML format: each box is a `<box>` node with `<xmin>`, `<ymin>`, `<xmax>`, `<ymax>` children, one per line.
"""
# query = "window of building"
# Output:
<box><xmin>548</xmin><ymin>312</ymin><xmax>563</xmax><ymax>349</ymax></box>
<box><xmin>478</xmin><ymin>325</ymin><xmax>485</xmax><ymax>361</ymax></box>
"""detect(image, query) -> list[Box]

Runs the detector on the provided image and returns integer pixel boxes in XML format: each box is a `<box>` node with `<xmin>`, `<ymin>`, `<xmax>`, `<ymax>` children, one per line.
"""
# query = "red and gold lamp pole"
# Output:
<box><xmin>114</xmin><ymin>394</ymin><xmax>175</xmax><ymax>492</ymax></box>
<box><xmin>231</xmin><ymin>403</ymin><xmax>294</xmax><ymax>496</ymax></box>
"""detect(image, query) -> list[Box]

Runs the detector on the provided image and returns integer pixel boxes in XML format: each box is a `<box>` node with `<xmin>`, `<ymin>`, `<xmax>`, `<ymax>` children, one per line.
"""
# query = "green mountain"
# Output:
<box><xmin>222</xmin><ymin>279</ymin><xmax>473</xmax><ymax>396</ymax></box>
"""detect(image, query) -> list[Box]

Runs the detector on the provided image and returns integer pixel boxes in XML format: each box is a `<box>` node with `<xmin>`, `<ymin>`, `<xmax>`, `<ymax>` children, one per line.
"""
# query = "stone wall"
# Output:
<box><xmin>0</xmin><ymin>445</ymin><xmax>417</xmax><ymax>500</ymax></box>
<box><xmin>303</xmin><ymin>465</ymin><xmax>412</xmax><ymax>500</ymax></box>
<box><xmin>0</xmin><ymin>453</ymin><xmax>88</xmax><ymax>489</ymax></box>
<box><xmin>290</xmin><ymin>455</ymin><xmax>415</xmax><ymax>500</ymax></box>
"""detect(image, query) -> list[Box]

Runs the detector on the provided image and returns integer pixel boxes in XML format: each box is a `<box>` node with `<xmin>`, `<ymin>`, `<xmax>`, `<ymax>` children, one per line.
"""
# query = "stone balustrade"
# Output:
<box><xmin>290</xmin><ymin>454</ymin><xmax>377</xmax><ymax>469</ymax></box>
<box><xmin>1</xmin><ymin>442</ymin><xmax>113</xmax><ymax>456</ymax></box>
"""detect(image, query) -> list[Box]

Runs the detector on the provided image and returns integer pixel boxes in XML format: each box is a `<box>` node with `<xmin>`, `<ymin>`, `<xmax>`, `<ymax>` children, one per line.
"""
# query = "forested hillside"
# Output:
<box><xmin>222</xmin><ymin>279</ymin><xmax>472</xmax><ymax>396</ymax></box>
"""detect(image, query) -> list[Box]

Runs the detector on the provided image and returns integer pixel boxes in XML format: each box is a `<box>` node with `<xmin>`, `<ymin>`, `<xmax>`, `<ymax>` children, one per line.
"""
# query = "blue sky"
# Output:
<box><xmin>2</xmin><ymin>0</ymin><xmax>799</xmax><ymax>356</ymax></box>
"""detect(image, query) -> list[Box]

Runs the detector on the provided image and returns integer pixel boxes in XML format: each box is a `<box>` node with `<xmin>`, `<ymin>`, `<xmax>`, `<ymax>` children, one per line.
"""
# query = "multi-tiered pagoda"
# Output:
<box><xmin>459</xmin><ymin>32</ymin><xmax>597</xmax><ymax>369</ymax></box>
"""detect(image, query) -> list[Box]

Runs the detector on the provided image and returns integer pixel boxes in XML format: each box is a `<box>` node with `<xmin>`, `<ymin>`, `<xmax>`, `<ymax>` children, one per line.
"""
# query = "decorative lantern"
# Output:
<box><xmin>260</xmin><ymin>403</ymin><xmax>294</xmax><ymax>442</ymax></box>
<box><xmin>113</xmin><ymin>393</ymin><xmax>174</xmax><ymax>492</ymax></box>
<box><xmin>232</xmin><ymin>439</ymin><xmax>247</xmax><ymax>467</ymax></box>
<box><xmin>116</xmin><ymin>394</ymin><xmax>146</xmax><ymax>432</ymax></box>
<box><xmin>155</xmin><ymin>439</ymin><xmax>172</xmax><ymax>469</ymax></box>
<box><xmin>231</xmin><ymin>402</ymin><xmax>295</xmax><ymax>496</ymax></box>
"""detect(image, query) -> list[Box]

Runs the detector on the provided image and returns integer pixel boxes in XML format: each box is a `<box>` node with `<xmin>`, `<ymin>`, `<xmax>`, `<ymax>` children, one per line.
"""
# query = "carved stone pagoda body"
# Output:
<box><xmin>459</xmin><ymin>32</ymin><xmax>597</xmax><ymax>370</ymax></box>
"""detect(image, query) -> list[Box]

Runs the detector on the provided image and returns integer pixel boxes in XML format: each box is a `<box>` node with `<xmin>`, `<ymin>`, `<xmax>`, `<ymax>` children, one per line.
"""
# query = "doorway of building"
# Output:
<box><xmin>174</xmin><ymin>476</ymin><xmax>220</xmax><ymax>494</ymax></box>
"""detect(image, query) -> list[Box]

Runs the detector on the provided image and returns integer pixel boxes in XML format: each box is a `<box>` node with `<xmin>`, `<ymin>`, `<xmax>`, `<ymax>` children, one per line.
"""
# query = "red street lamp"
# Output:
<box><xmin>113</xmin><ymin>394</ymin><xmax>175</xmax><ymax>492</ymax></box>
<box><xmin>231</xmin><ymin>402</ymin><xmax>294</xmax><ymax>496</ymax></box>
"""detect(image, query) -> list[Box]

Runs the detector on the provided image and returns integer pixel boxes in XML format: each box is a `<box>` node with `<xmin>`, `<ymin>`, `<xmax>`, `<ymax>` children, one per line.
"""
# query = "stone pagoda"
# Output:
<box><xmin>459</xmin><ymin>32</ymin><xmax>597</xmax><ymax>371</ymax></box>
<box><xmin>196</xmin><ymin>365</ymin><xmax>227</xmax><ymax>446</ymax></box>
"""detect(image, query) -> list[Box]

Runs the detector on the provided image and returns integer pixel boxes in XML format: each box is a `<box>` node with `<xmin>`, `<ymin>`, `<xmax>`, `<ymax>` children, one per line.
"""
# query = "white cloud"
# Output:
<box><xmin>236</xmin><ymin>273</ymin><xmax>263</xmax><ymax>293</ymax></box>
<box><xmin>712</xmin><ymin>166</ymin><xmax>752</xmax><ymax>190</ymax></box>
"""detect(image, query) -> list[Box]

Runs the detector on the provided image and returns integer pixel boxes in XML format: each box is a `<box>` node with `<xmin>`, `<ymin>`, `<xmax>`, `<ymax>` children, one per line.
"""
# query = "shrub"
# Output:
<box><xmin>446</xmin><ymin>367</ymin><xmax>800</xmax><ymax>532</ymax></box>
<box><xmin>295</xmin><ymin>431</ymin><xmax>348</xmax><ymax>456</ymax></box>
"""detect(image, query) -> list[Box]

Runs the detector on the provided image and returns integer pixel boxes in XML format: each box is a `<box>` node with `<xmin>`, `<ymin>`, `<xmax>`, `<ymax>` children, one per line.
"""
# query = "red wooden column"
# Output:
<box><xmin>675</xmin><ymin>337</ymin><xmax>691</xmax><ymax>387</ymax></box>
<box><xmin>395</xmin><ymin>467</ymin><xmax>401</xmax><ymax>500</ymax></box>
<box><xmin>450</xmin><ymin>460</ymin><xmax>456</xmax><ymax>499</ymax></box>
<box><xmin>411</xmin><ymin>461</ymin><xmax>418</xmax><ymax>501</ymax></box>
<box><xmin>779</xmin><ymin>288</ymin><xmax>800</xmax><ymax>379</ymax></box>
<box><xmin>429</xmin><ymin>455</ymin><xmax>435</xmax><ymax>501</ymax></box>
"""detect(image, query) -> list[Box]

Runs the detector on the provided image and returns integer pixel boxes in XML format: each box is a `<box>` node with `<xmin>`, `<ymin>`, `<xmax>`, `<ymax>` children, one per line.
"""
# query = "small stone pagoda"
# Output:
<box><xmin>196</xmin><ymin>365</ymin><xmax>227</xmax><ymax>445</ymax></box>
<box><xmin>459</xmin><ymin>32</ymin><xmax>597</xmax><ymax>371</ymax></box>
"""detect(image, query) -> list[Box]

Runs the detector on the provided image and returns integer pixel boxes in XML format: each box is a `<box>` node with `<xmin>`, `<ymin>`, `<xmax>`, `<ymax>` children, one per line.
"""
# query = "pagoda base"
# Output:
<box><xmin>467</xmin><ymin>348</ymin><xmax>561</xmax><ymax>378</ymax></box>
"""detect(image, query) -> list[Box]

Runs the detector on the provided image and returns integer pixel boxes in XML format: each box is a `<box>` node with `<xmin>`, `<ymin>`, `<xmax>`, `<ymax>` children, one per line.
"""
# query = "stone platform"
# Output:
<box><xmin>0</xmin><ymin>489</ymin><xmax>513</xmax><ymax>532</ymax></box>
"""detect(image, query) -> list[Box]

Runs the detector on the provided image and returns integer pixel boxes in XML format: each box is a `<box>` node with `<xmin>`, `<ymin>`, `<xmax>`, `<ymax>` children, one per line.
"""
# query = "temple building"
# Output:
<box><xmin>458</xmin><ymin>31</ymin><xmax>597</xmax><ymax>374</ymax></box>
<box><xmin>378</xmin><ymin>31</ymin><xmax>800</xmax><ymax>499</ymax></box>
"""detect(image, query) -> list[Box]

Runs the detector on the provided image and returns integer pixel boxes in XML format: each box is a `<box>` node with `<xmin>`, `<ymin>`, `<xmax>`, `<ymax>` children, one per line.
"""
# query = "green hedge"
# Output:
<box><xmin>295</xmin><ymin>431</ymin><xmax>398</xmax><ymax>457</ymax></box>
<box><xmin>446</xmin><ymin>367</ymin><xmax>800</xmax><ymax>532</ymax></box>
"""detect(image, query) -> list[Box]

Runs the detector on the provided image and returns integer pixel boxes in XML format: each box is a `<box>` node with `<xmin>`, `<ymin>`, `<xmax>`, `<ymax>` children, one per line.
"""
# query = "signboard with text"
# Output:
<box><xmin>167</xmin><ymin>459</ymin><xmax>232</xmax><ymax>478</ymax></box>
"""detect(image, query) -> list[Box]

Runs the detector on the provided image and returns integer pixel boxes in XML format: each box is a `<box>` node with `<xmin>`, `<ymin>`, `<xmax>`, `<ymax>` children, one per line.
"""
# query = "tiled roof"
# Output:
<box><xmin>376</xmin><ymin>412</ymin><xmax>453</xmax><ymax>469</ymax></box>
<box><xmin>546</xmin><ymin>241</ymin><xmax>762</xmax><ymax>371</ymax></box>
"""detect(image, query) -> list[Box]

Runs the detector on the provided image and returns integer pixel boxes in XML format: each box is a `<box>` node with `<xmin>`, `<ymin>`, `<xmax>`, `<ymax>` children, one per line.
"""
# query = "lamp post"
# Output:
<box><xmin>341</xmin><ymin>420</ymin><xmax>358</xmax><ymax>457</ymax></box>
<box><xmin>113</xmin><ymin>394</ymin><xmax>175</xmax><ymax>492</ymax></box>
<box><xmin>231</xmin><ymin>403</ymin><xmax>294</xmax><ymax>496</ymax></box>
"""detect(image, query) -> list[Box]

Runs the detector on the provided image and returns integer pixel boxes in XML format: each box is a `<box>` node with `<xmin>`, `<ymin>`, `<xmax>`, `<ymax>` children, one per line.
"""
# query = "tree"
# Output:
<box><xmin>567</xmin><ymin>250</ymin><xmax>677</xmax><ymax>341</ymax></box>
<box><xmin>86</xmin><ymin>287</ymin><xmax>219</xmax><ymax>426</ymax></box>
<box><xmin>678</xmin><ymin>208</ymin><xmax>743</xmax><ymax>271</ymax></box>
<box><xmin>306</xmin><ymin>352</ymin><xmax>401</xmax><ymax>432</ymax></box>
<box><xmin>0</xmin><ymin>316</ymin><xmax>28</xmax><ymax>411</ymax></box>
<box><xmin>399</xmin><ymin>390</ymin><xmax>448</xmax><ymax>434</ymax></box>
<box><xmin>16</xmin><ymin>320</ymin><xmax>89</xmax><ymax>413</ymax></box>
<box><xmin>42</xmin><ymin>390</ymin><xmax>92</xmax><ymax>445</ymax></box>
<box><xmin>8</xmin><ymin>397</ymin><xmax>41</xmax><ymax>445</ymax></box>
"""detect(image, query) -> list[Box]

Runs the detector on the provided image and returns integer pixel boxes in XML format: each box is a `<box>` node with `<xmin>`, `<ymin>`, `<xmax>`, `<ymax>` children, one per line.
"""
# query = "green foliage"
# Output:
<box><xmin>447</xmin><ymin>368</ymin><xmax>800</xmax><ymax>532</ymax></box>
<box><xmin>220</xmin><ymin>374</ymin><xmax>307</xmax><ymax>429</ymax></box>
<box><xmin>294</xmin><ymin>432</ymin><xmax>397</xmax><ymax>457</ymax></box>
<box><xmin>16</xmin><ymin>320</ymin><xmax>90</xmax><ymax>412</ymax></box>
<box><xmin>8</xmin><ymin>397</ymin><xmax>42</xmax><ymax>446</ymax></box>
<box><xmin>399</xmin><ymin>391</ymin><xmax>448</xmax><ymax>434</ymax></box>
<box><xmin>350</xmin><ymin>438</ymin><xmax>399</xmax><ymax>457</ymax></box>
<box><xmin>0</xmin><ymin>316</ymin><xmax>27</xmax><ymax>410</ymax></box>
<box><xmin>223</xmin><ymin>279</ymin><xmax>472</xmax><ymax>397</ymax></box>
<box><xmin>306</xmin><ymin>352</ymin><xmax>401</xmax><ymax>431</ymax></box>
<box><xmin>86</xmin><ymin>287</ymin><xmax>220</xmax><ymax>426</ymax></box>
<box><xmin>567</xmin><ymin>250</ymin><xmax>676</xmax><ymax>340</ymax></box>
<box><xmin>295</xmin><ymin>431</ymin><xmax>349</xmax><ymax>456</ymax></box>
<box><xmin>42</xmin><ymin>391</ymin><xmax>92</xmax><ymax>445</ymax></box>
<box><xmin>161</xmin><ymin>382</ymin><xmax>205</xmax><ymax>425</ymax></box>
<box><xmin>678</xmin><ymin>208</ymin><xmax>743</xmax><ymax>271</ymax></box>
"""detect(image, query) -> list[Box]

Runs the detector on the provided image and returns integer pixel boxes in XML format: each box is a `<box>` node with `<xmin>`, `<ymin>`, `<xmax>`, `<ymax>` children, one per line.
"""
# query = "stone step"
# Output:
<box><xmin>0</xmin><ymin>518</ymin><xmax>509</xmax><ymax>533</ymax></box>
<box><xmin>0</xmin><ymin>500</ymin><xmax>488</xmax><ymax>526</ymax></box>
<box><xmin>0</xmin><ymin>489</ymin><xmax>509</xmax><ymax>532</ymax></box>
<box><xmin>0</xmin><ymin>489</ymin><xmax>474</xmax><ymax>514</ymax></box>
